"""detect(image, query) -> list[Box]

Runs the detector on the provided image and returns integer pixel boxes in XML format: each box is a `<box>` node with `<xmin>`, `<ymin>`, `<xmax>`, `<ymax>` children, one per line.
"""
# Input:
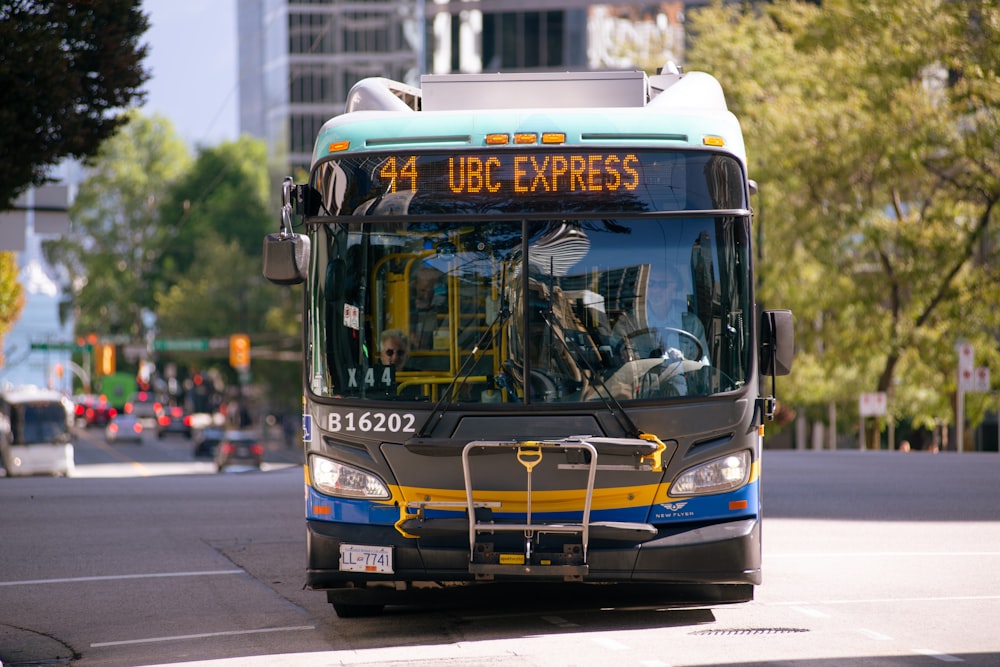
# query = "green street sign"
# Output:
<box><xmin>153</xmin><ymin>338</ymin><xmax>209</xmax><ymax>352</ymax></box>
<box><xmin>30</xmin><ymin>341</ymin><xmax>82</xmax><ymax>351</ymax></box>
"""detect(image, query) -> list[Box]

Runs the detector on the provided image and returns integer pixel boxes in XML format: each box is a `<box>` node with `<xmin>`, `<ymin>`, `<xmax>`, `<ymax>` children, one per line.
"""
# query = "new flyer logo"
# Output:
<box><xmin>656</xmin><ymin>501</ymin><xmax>695</xmax><ymax>519</ymax></box>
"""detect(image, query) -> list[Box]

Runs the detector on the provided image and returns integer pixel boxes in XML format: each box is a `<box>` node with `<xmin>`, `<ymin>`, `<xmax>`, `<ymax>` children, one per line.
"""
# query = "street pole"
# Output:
<box><xmin>956</xmin><ymin>385</ymin><xmax>964</xmax><ymax>454</ymax></box>
<box><xmin>957</xmin><ymin>341</ymin><xmax>973</xmax><ymax>454</ymax></box>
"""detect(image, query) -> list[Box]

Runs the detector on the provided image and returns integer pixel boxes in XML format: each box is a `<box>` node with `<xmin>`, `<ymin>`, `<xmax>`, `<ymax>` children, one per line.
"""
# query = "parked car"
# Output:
<box><xmin>193</xmin><ymin>427</ymin><xmax>225</xmax><ymax>459</ymax></box>
<box><xmin>124</xmin><ymin>391</ymin><xmax>160</xmax><ymax>421</ymax></box>
<box><xmin>214</xmin><ymin>431</ymin><xmax>264</xmax><ymax>472</ymax></box>
<box><xmin>105</xmin><ymin>414</ymin><xmax>143</xmax><ymax>444</ymax></box>
<box><xmin>74</xmin><ymin>394</ymin><xmax>117</xmax><ymax>427</ymax></box>
<box><xmin>156</xmin><ymin>405</ymin><xmax>192</xmax><ymax>439</ymax></box>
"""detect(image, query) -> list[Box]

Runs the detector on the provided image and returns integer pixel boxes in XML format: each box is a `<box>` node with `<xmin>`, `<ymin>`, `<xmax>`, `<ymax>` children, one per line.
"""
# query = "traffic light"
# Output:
<box><xmin>229</xmin><ymin>334</ymin><xmax>250</xmax><ymax>369</ymax></box>
<box><xmin>97</xmin><ymin>343</ymin><xmax>116</xmax><ymax>376</ymax></box>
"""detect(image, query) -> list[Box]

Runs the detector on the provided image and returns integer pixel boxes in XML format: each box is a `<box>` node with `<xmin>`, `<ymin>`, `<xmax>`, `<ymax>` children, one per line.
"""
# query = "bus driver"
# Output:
<box><xmin>609</xmin><ymin>266</ymin><xmax>709</xmax><ymax>395</ymax></box>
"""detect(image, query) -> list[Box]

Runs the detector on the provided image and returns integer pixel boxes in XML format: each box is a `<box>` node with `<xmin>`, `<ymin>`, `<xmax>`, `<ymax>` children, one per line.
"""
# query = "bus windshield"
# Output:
<box><xmin>10</xmin><ymin>402</ymin><xmax>70</xmax><ymax>445</ymax></box>
<box><xmin>309</xmin><ymin>214</ymin><xmax>751</xmax><ymax>404</ymax></box>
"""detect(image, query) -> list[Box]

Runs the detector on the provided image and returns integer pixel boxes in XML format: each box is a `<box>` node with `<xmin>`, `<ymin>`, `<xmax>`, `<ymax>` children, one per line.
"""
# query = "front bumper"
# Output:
<box><xmin>306</xmin><ymin>515</ymin><xmax>760</xmax><ymax>590</ymax></box>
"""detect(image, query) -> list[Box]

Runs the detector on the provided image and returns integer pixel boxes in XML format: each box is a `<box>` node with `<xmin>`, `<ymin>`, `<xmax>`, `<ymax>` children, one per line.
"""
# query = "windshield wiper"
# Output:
<box><xmin>415</xmin><ymin>300</ymin><xmax>511</xmax><ymax>438</ymax></box>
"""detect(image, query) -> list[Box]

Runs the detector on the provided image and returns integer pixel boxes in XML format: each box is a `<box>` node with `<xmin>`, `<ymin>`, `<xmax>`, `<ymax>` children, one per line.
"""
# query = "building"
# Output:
<box><xmin>238</xmin><ymin>0</ymin><xmax>686</xmax><ymax>175</ymax></box>
<box><xmin>0</xmin><ymin>173</ymin><xmax>79</xmax><ymax>393</ymax></box>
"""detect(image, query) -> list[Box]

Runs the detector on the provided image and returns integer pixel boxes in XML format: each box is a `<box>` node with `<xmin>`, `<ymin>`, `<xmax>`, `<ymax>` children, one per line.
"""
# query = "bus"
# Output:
<box><xmin>263</xmin><ymin>67</ymin><xmax>793</xmax><ymax>617</ymax></box>
<box><xmin>98</xmin><ymin>372</ymin><xmax>140</xmax><ymax>412</ymax></box>
<box><xmin>0</xmin><ymin>386</ymin><xmax>75</xmax><ymax>477</ymax></box>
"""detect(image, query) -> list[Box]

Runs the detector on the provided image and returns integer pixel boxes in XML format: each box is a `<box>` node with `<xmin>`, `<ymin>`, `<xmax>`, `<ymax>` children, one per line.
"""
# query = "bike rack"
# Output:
<box><xmin>461</xmin><ymin>435</ymin><xmax>659</xmax><ymax>580</ymax></box>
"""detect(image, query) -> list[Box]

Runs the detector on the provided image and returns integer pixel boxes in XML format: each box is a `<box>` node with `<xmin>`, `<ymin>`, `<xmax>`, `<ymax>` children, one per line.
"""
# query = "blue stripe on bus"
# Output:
<box><xmin>305</xmin><ymin>479</ymin><xmax>760</xmax><ymax>526</ymax></box>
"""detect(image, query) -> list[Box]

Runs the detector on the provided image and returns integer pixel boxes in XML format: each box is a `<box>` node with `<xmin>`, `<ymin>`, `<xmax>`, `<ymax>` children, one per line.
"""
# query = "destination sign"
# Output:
<box><xmin>313</xmin><ymin>149</ymin><xmax>746</xmax><ymax>216</ymax></box>
<box><xmin>377</xmin><ymin>153</ymin><xmax>640</xmax><ymax>196</ymax></box>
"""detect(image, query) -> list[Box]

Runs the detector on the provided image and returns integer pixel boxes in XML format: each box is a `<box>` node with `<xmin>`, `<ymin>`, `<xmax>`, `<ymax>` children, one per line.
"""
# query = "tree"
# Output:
<box><xmin>154</xmin><ymin>235</ymin><xmax>294</xmax><ymax>392</ymax></box>
<box><xmin>686</xmin><ymin>0</ymin><xmax>1000</xmax><ymax>443</ymax></box>
<box><xmin>0</xmin><ymin>0</ymin><xmax>149</xmax><ymax>208</ymax></box>
<box><xmin>156</xmin><ymin>138</ymin><xmax>275</xmax><ymax>285</ymax></box>
<box><xmin>0</xmin><ymin>252</ymin><xmax>24</xmax><ymax>365</ymax></box>
<box><xmin>42</xmin><ymin>113</ymin><xmax>192</xmax><ymax>338</ymax></box>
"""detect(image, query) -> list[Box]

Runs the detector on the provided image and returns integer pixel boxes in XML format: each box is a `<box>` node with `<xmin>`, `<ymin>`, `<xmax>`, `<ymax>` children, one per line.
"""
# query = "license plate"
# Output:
<box><xmin>340</xmin><ymin>544</ymin><xmax>393</xmax><ymax>574</ymax></box>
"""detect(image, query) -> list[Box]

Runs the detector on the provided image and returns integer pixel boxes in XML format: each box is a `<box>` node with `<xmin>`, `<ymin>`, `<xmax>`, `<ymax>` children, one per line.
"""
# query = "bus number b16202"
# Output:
<box><xmin>327</xmin><ymin>411</ymin><xmax>416</xmax><ymax>434</ymax></box>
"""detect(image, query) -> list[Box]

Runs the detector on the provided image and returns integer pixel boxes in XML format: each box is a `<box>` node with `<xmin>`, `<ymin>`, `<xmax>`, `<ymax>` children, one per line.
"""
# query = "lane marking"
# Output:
<box><xmin>91</xmin><ymin>625</ymin><xmax>315</xmax><ymax>647</ymax></box>
<box><xmin>0</xmin><ymin>570</ymin><xmax>244</xmax><ymax>587</ymax></box>
<box><xmin>768</xmin><ymin>594</ymin><xmax>1000</xmax><ymax>606</ymax></box>
<box><xmin>767</xmin><ymin>551</ymin><xmax>1000</xmax><ymax>558</ymax></box>
<box><xmin>588</xmin><ymin>636</ymin><xmax>630</xmax><ymax>650</ymax></box>
<box><xmin>790</xmin><ymin>606</ymin><xmax>829</xmax><ymax>618</ymax></box>
<box><xmin>820</xmin><ymin>594</ymin><xmax>1000</xmax><ymax>605</ymax></box>
<box><xmin>857</xmin><ymin>628</ymin><xmax>893</xmax><ymax>641</ymax></box>
<box><xmin>912</xmin><ymin>648</ymin><xmax>964</xmax><ymax>663</ymax></box>
<box><xmin>541</xmin><ymin>615</ymin><xmax>579</xmax><ymax>628</ymax></box>
<box><xmin>90</xmin><ymin>437</ymin><xmax>153</xmax><ymax>476</ymax></box>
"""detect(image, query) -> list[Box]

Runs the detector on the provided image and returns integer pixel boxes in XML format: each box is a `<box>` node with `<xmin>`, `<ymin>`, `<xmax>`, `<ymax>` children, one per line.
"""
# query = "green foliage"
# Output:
<box><xmin>687</xmin><ymin>0</ymin><xmax>1000</xmax><ymax>431</ymax></box>
<box><xmin>0</xmin><ymin>0</ymin><xmax>149</xmax><ymax>208</ymax></box>
<box><xmin>43</xmin><ymin>113</ymin><xmax>192</xmax><ymax>337</ymax></box>
<box><xmin>156</xmin><ymin>138</ymin><xmax>273</xmax><ymax>285</ymax></box>
<box><xmin>155</xmin><ymin>235</ymin><xmax>300</xmax><ymax>405</ymax></box>
<box><xmin>43</xmin><ymin>111</ymin><xmax>300</xmax><ymax>406</ymax></box>
<box><xmin>155</xmin><ymin>236</ymin><xmax>271</xmax><ymax>338</ymax></box>
<box><xmin>0</xmin><ymin>252</ymin><xmax>24</xmax><ymax>365</ymax></box>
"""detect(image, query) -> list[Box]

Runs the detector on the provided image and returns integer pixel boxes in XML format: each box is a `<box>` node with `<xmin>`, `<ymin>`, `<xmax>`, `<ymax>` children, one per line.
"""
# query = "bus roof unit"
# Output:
<box><xmin>323</xmin><ymin>66</ymin><xmax>744</xmax><ymax>165</ymax></box>
<box><xmin>344</xmin><ymin>65</ymin><xmax>729</xmax><ymax>114</ymax></box>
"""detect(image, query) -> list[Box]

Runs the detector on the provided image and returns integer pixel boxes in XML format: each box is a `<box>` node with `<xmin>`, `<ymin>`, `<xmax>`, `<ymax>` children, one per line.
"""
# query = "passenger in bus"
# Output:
<box><xmin>379</xmin><ymin>329</ymin><xmax>410</xmax><ymax>371</ymax></box>
<box><xmin>411</xmin><ymin>265</ymin><xmax>446</xmax><ymax>351</ymax></box>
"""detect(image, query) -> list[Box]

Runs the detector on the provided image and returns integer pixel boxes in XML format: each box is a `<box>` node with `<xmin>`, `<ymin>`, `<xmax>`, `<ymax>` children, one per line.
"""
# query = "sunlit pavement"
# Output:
<box><xmin>70</xmin><ymin>460</ymin><xmax>299</xmax><ymax>478</ymax></box>
<box><xmin>140</xmin><ymin>645</ymin><xmax>519</xmax><ymax>667</ymax></box>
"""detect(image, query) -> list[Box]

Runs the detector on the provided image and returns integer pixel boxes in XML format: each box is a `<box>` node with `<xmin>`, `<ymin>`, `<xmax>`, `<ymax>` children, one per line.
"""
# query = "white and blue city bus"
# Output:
<box><xmin>0</xmin><ymin>385</ymin><xmax>75</xmax><ymax>477</ymax></box>
<box><xmin>263</xmin><ymin>67</ymin><xmax>793</xmax><ymax>617</ymax></box>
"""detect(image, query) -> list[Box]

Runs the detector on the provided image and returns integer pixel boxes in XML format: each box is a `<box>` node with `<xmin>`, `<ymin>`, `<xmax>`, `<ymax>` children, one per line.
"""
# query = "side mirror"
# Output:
<box><xmin>760</xmin><ymin>309</ymin><xmax>793</xmax><ymax>377</ymax></box>
<box><xmin>263</xmin><ymin>232</ymin><xmax>309</xmax><ymax>285</ymax></box>
<box><xmin>263</xmin><ymin>177</ymin><xmax>310</xmax><ymax>285</ymax></box>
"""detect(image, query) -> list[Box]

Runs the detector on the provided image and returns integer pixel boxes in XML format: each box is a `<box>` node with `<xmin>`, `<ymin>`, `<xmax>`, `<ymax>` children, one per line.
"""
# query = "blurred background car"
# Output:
<box><xmin>214</xmin><ymin>431</ymin><xmax>264</xmax><ymax>472</ymax></box>
<box><xmin>192</xmin><ymin>427</ymin><xmax>225</xmax><ymax>459</ymax></box>
<box><xmin>156</xmin><ymin>405</ymin><xmax>192</xmax><ymax>439</ymax></box>
<box><xmin>74</xmin><ymin>394</ymin><xmax>117</xmax><ymax>428</ymax></box>
<box><xmin>105</xmin><ymin>414</ymin><xmax>143</xmax><ymax>444</ymax></box>
<box><xmin>124</xmin><ymin>391</ymin><xmax>160</xmax><ymax>422</ymax></box>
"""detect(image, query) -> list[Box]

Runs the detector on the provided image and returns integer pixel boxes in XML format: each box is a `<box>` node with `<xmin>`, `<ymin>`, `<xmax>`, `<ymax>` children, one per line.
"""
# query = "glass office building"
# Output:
<box><xmin>238</xmin><ymin>1</ymin><xmax>684</xmax><ymax>174</ymax></box>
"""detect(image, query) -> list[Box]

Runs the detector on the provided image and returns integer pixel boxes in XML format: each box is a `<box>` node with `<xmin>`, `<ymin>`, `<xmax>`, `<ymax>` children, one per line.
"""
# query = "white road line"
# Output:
<box><xmin>541</xmin><ymin>615</ymin><xmax>579</xmax><ymax>628</ymax></box>
<box><xmin>912</xmin><ymin>648</ymin><xmax>964</xmax><ymax>662</ymax></box>
<box><xmin>857</xmin><ymin>628</ymin><xmax>893</xmax><ymax>641</ymax></box>
<box><xmin>91</xmin><ymin>625</ymin><xmax>315</xmax><ymax>648</ymax></box>
<box><xmin>588</xmin><ymin>636</ymin><xmax>630</xmax><ymax>650</ymax></box>
<box><xmin>767</xmin><ymin>594</ymin><xmax>1000</xmax><ymax>606</ymax></box>
<box><xmin>790</xmin><ymin>605</ymin><xmax>830</xmax><ymax>618</ymax></box>
<box><xmin>767</xmin><ymin>551</ymin><xmax>1000</xmax><ymax>558</ymax></box>
<box><xmin>0</xmin><ymin>570</ymin><xmax>244</xmax><ymax>586</ymax></box>
<box><xmin>820</xmin><ymin>594</ymin><xmax>1000</xmax><ymax>605</ymax></box>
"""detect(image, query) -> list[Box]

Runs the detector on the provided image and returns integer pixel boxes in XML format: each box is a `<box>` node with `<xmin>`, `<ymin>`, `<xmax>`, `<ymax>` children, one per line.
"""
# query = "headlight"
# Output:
<box><xmin>310</xmin><ymin>455</ymin><xmax>390</xmax><ymax>499</ymax></box>
<box><xmin>669</xmin><ymin>450</ymin><xmax>751</xmax><ymax>496</ymax></box>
